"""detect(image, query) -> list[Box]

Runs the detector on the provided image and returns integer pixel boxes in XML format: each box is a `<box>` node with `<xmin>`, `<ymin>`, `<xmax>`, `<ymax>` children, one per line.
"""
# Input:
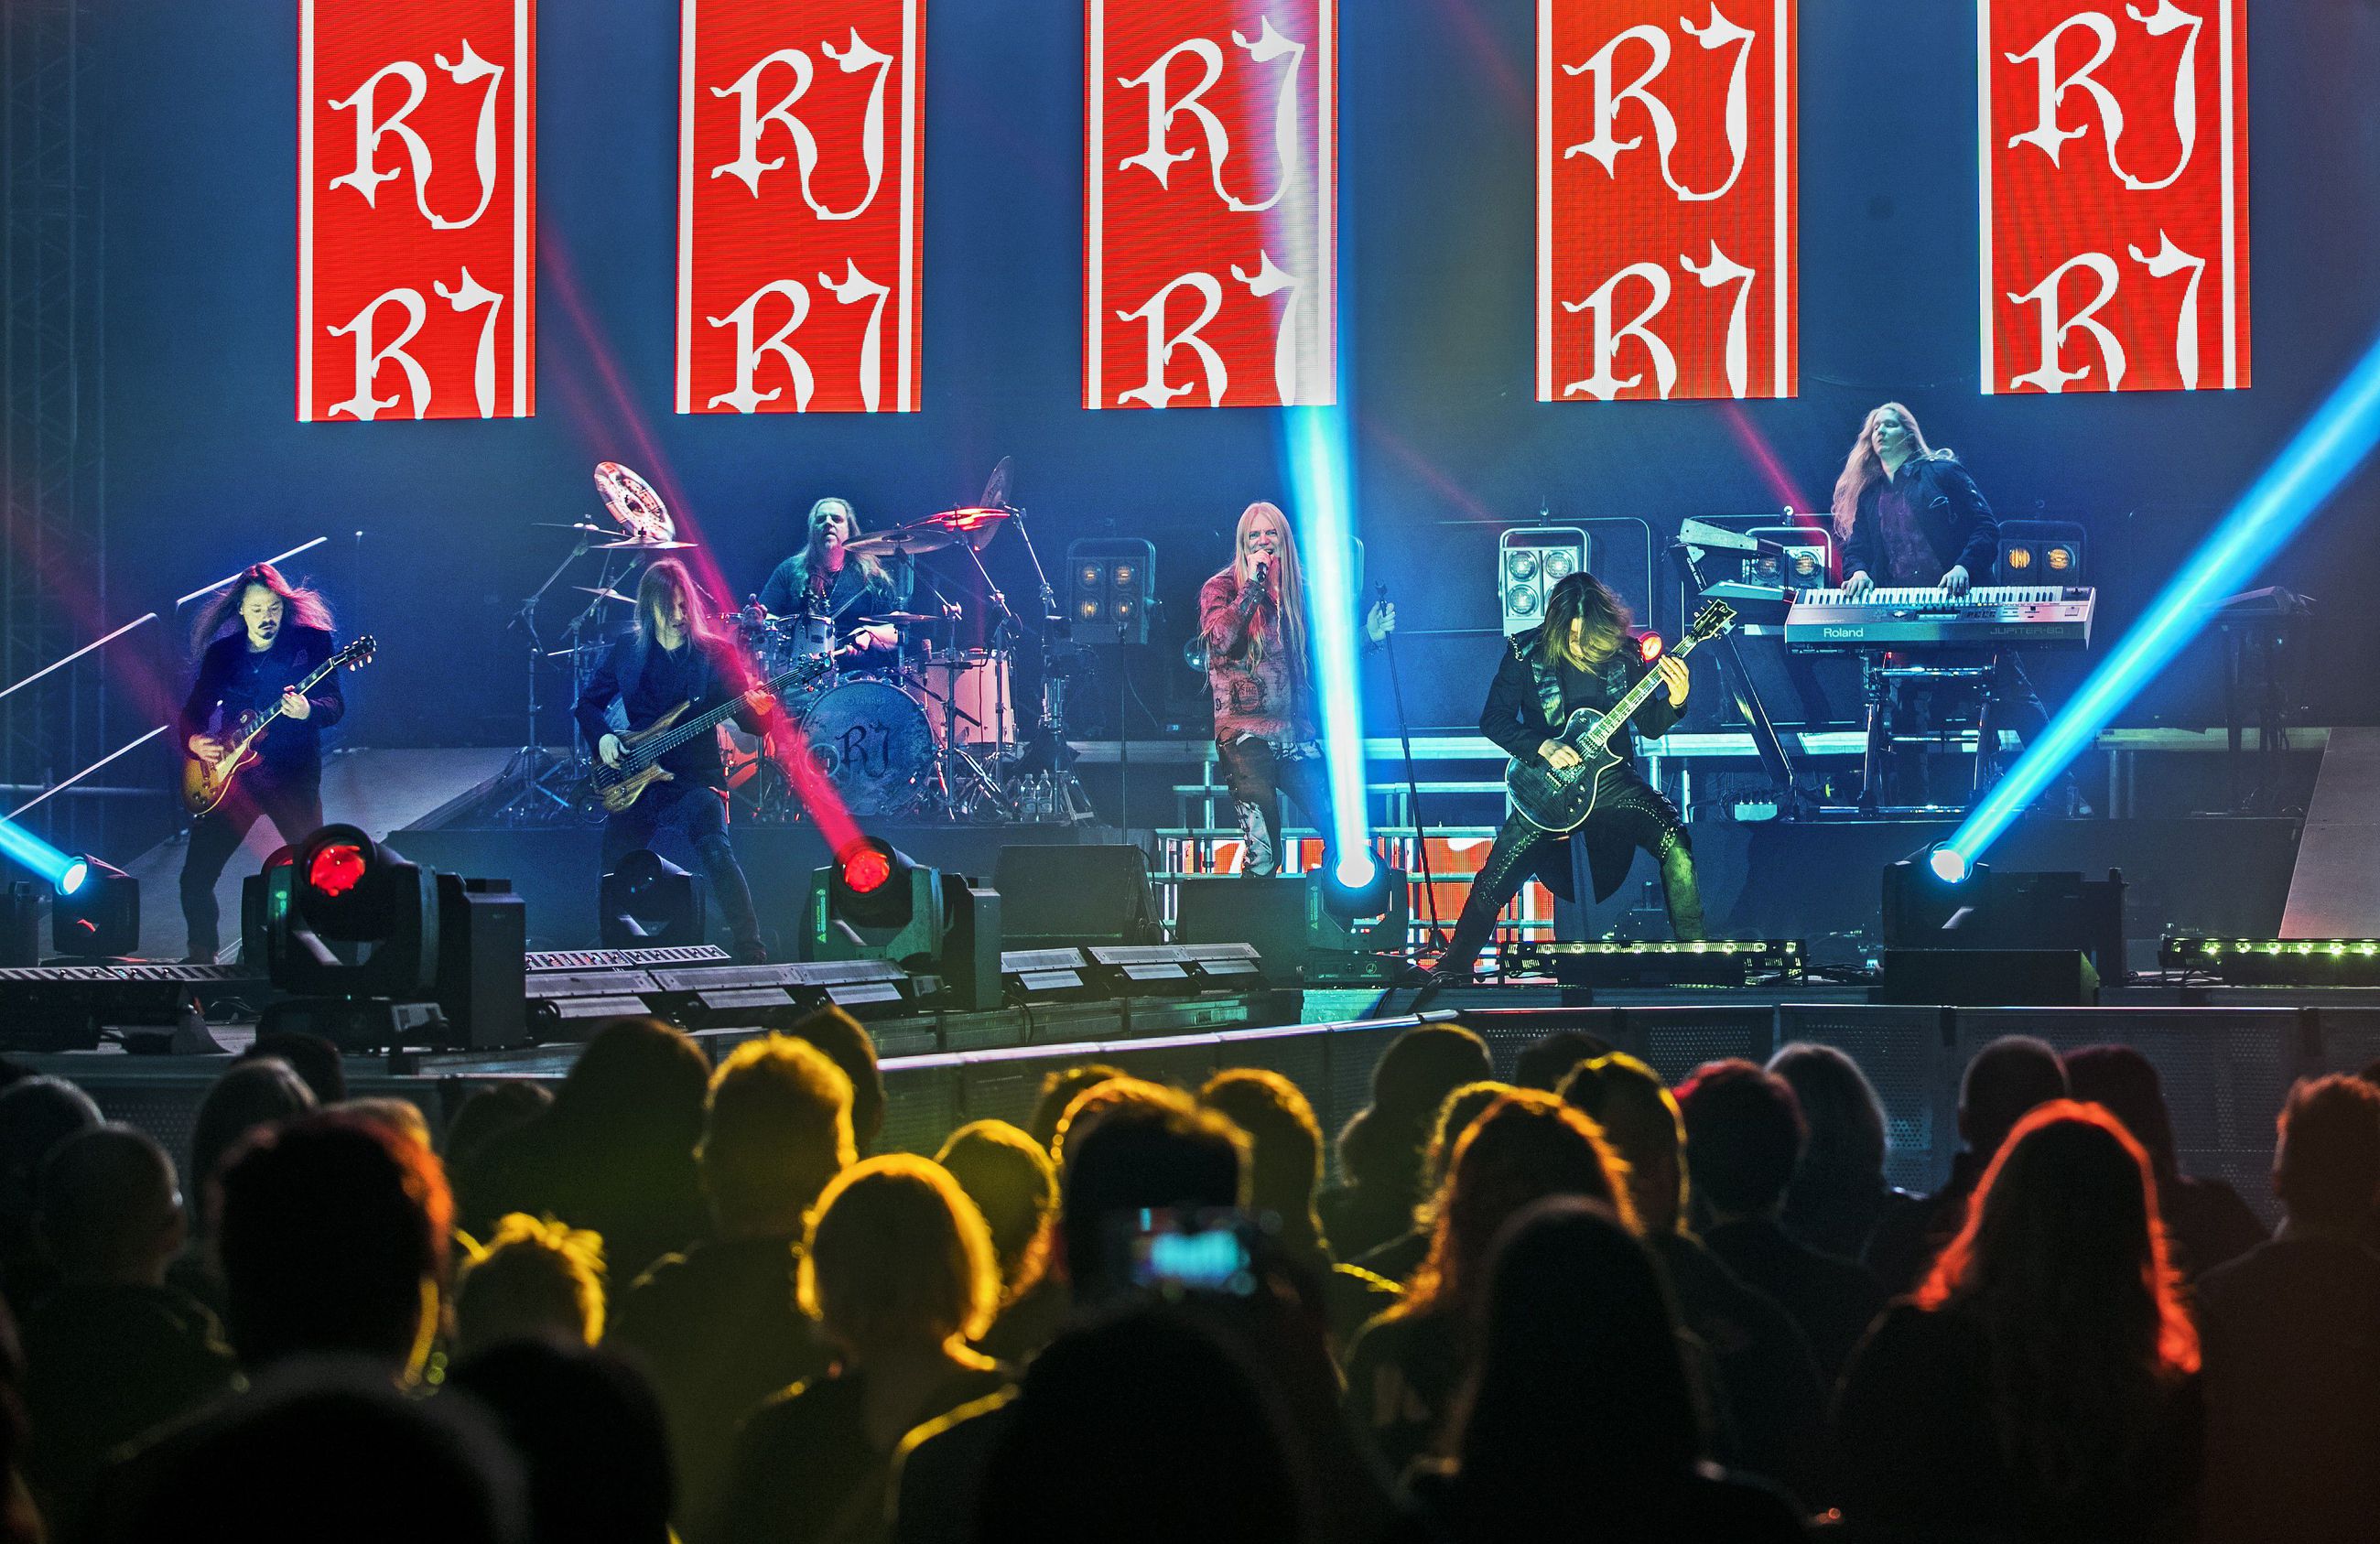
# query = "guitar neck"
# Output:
<box><xmin>642</xmin><ymin>662</ymin><xmax>815</xmax><ymax>760</ymax></box>
<box><xmin>226</xmin><ymin>655</ymin><xmax>341</xmax><ymax>752</ymax></box>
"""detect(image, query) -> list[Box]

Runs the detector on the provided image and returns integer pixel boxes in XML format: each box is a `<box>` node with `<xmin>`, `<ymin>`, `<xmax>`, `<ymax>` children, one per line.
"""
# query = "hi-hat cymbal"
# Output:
<box><xmin>599</xmin><ymin>535</ymin><xmax>696</xmax><ymax>550</ymax></box>
<box><xmin>576</xmin><ymin>585</ymin><xmax>637</xmax><ymax>605</ymax></box>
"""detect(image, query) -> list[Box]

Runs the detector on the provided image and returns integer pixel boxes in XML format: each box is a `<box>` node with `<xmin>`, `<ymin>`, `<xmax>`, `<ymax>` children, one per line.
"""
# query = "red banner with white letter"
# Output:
<box><xmin>1982</xmin><ymin>0</ymin><xmax>2249</xmax><ymax>394</ymax></box>
<box><xmin>677</xmin><ymin>0</ymin><xmax>925</xmax><ymax>415</ymax></box>
<box><xmin>299</xmin><ymin>0</ymin><xmax>535</xmax><ymax>422</ymax></box>
<box><xmin>1540</xmin><ymin>0</ymin><xmax>1796</xmax><ymax>403</ymax></box>
<box><xmin>1085</xmin><ymin>0</ymin><xmax>1336</xmax><ymax>409</ymax></box>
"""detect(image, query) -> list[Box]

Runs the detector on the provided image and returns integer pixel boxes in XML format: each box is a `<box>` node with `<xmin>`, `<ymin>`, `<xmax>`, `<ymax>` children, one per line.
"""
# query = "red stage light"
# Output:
<box><xmin>842</xmin><ymin>847</ymin><xmax>892</xmax><ymax>895</ymax></box>
<box><xmin>308</xmin><ymin>842</ymin><xmax>368</xmax><ymax>898</ymax></box>
<box><xmin>1638</xmin><ymin>632</ymin><xmax>1664</xmax><ymax>663</ymax></box>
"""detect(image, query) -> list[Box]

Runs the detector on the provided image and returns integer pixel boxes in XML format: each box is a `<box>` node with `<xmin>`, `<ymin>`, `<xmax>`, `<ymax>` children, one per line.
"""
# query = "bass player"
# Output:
<box><xmin>574</xmin><ymin>559</ymin><xmax>774</xmax><ymax>963</ymax></box>
<box><xmin>1425</xmin><ymin>570</ymin><xmax>1702</xmax><ymax>985</ymax></box>
<box><xmin>178</xmin><ymin>564</ymin><xmax>346</xmax><ymax>961</ymax></box>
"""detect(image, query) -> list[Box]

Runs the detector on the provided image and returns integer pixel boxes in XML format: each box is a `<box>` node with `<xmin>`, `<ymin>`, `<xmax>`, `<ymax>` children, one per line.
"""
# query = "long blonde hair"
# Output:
<box><xmin>1233</xmin><ymin>502</ymin><xmax>1308</xmax><ymax>674</ymax></box>
<box><xmin>1831</xmin><ymin>402</ymin><xmax>1932</xmax><ymax>541</ymax></box>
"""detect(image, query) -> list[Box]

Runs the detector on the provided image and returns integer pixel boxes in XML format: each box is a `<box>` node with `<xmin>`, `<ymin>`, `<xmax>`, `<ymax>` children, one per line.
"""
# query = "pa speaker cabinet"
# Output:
<box><xmin>993</xmin><ymin>845</ymin><xmax>1158</xmax><ymax>949</ymax></box>
<box><xmin>1881</xmin><ymin>949</ymin><xmax>2100</xmax><ymax>1007</ymax></box>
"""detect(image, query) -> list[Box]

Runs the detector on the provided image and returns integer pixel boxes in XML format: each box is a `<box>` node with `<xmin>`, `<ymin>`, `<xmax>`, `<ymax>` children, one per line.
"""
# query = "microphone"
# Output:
<box><xmin>1252</xmin><ymin>559</ymin><xmax>1271</xmax><ymax>588</ymax></box>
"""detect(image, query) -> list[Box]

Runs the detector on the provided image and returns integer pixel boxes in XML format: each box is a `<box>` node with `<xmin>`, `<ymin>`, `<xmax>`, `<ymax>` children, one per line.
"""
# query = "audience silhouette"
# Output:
<box><xmin>17</xmin><ymin>1125</ymin><xmax>233</xmax><ymax>1537</ymax></box>
<box><xmin>1838</xmin><ymin>1100</ymin><xmax>2203</xmax><ymax>1543</ymax></box>
<box><xmin>5</xmin><ymin>1016</ymin><xmax>2375</xmax><ymax>1544</ymax></box>
<box><xmin>1418</xmin><ymin>1197</ymin><xmax>1808</xmax><ymax>1543</ymax></box>
<box><xmin>1343</xmin><ymin>1088</ymin><xmax>1630</xmax><ymax>1474</ymax></box>
<box><xmin>607</xmin><ymin>1031</ymin><xmax>854</xmax><ymax>1527</ymax></box>
<box><xmin>1321</xmin><ymin>1025</ymin><xmax>1493</xmax><ymax>1260</ymax></box>
<box><xmin>2198</xmin><ymin>1074</ymin><xmax>2380</xmax><ymax>1544</ymax></box>
<box><xmin>707</xmin><ymin>1154</ymin><xmax>1010</xmax><ymax>1544</ymax></box>
<box><xmin>1675</xmin><ymin>1060</ymin><xmax>1886</xmax><ymax>1385</ymax></box>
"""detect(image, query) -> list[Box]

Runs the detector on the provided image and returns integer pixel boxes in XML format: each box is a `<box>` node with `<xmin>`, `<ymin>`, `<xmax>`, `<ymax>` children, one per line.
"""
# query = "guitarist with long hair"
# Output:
<box><xmin>1426</xmin><ymin>571</ymin><xmax>1703</xmax><ymax>985</ymax></box>
<box><xmin>178</xmin><ymin>563</ymin><xmax>345</xmax><ymax>960</ymax></box>
<box><xmin>574</xmin><ymin>559</ymin><xmax>774</xmax><ymax>963</ymax></box>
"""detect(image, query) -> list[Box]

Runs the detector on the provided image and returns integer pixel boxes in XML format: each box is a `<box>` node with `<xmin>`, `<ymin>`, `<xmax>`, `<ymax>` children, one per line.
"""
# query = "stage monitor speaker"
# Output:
<box><xmin>1174</xmin><ymin>877</ymin><xmax>1307</xmax><ymax>979</ymax></box>
<box><xmin>993</xmin><ymin>846</ymin><xmax>1158</xmax><ymax>949</ymax></box>
<box><xmin>1884</xmin><ymin>865</ymin><xmax>2126</xmax><ymax>981</ymax></box>
<box><xmin>435</xmin><ymin>875</ymin><xmax>526</xmax><ymax>1049</ymax></box>
<box><xmin>1881</xmin><ymin>949</ymin><xmax>2100</xmax><ymax>1007</ymax></box>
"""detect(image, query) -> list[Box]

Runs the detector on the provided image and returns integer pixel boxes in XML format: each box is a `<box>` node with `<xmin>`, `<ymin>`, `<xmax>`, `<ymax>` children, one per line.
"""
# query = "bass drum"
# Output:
<box><xmin>796</xmin><ymin>679</ymin><xmax>936</xmax><ymax>816</ymax></box>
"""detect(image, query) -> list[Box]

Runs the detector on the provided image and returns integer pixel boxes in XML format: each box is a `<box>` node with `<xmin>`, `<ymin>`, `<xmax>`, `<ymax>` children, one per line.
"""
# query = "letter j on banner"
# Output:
<box><xmin>1982</xmin><ymin>0</ymin><xmax>2250</xmax><ymax>394</ymax></box>
<box><xmin>1087</xmin><ymin>0</ymin><xmax>1337</xmax><ymax>409</ymax></box>
<box><xmin>299</xmin><ymin>0</ymin><xmax>535</xmax><ymax>422</ymax></box>
<box><xmin>679</xmin><ymin>0</ymin><xmax>925</xmax><ymax>414</ymax></box>
<box><xmin>1541</xmin><ymin>1</ymin><xmax>1797</xmax><ymax>403</ymax></box>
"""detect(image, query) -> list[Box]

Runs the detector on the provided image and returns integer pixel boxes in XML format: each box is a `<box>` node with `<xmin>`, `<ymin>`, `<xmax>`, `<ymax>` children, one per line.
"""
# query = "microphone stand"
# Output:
<box><xmin>1376</xmin><ymin>584</ymin><xmax>1446</xmax><ymax>952</ymax></box>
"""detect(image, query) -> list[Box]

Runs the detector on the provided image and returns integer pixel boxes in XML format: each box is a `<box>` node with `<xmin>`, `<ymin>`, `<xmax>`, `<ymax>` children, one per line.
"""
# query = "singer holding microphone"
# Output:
<box><xmin>1197</xmin><ymin>501</ymin><xmax>1395</xmax><ymax>877</ymax></box>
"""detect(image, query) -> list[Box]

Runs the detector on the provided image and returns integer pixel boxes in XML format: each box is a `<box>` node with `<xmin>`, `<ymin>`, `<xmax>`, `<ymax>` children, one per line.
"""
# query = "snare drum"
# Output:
<box><xmin>918</xmin><ymin>651</ymin><xmax>1014</xmax><ymax>746</ymax></box>
<box><xmin>795</xmin><ymin>679</ymin><xmax>936</xmax><ymax>815</ymax></box>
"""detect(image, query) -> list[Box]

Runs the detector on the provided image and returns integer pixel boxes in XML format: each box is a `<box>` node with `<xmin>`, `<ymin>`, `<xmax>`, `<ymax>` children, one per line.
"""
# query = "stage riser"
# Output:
<box><xmin>36</xmin><ymin>1000</ymin><xmax>2373</xmax><ymax>1226</ymax></box>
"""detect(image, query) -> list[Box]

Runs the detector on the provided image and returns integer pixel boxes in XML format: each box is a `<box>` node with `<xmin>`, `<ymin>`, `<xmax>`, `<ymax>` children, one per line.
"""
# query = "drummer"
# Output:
<box><xmin>757</xmin><ymin>497</ymin><xmax>907</xmax><ymax>667</ymax></box>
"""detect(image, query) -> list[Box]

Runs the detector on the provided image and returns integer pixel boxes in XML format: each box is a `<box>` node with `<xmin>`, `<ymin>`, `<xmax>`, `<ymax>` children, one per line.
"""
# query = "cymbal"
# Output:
<box><xmin>599</xmin><ymin>535</ymin><xmax>696</xmax><ymax>550</ymax></box>
<box><xmin>846</xmin><ymin>526</ymin><xmax>957</xmax><ymax>558</ymax></box>
<box><xmin>872</xmin><ymin>611</ymin><xmax>953</xmax><ymax>625</ymax></box>
<box><xmin>536</xmin><ymin>522</ymin><xmax>610</xmax><ymax>534</ymax></box>
<box><xmin>575</xmin><ymin>585</ymin><xmax>636</xmax><ymax>605</ymax></box>
<box><xmin>927</xmin><ymin>506</ymin><xmax>1011</xmax><ymax>552</ymax></box>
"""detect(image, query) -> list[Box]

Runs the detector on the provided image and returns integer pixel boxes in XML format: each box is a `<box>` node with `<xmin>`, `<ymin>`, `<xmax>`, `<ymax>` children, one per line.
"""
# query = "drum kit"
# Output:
<box><xmin>491</xmin><ymin>460</ymin><xmax>1085</xmax><ymax>827</ymax></box>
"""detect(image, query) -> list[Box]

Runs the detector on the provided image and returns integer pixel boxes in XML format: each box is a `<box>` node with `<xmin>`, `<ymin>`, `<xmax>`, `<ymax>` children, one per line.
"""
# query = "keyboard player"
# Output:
<box><xmin>1828</xmin><ymin>403</ymin><xmax>2074</xmax><ymax>808</ymax></box>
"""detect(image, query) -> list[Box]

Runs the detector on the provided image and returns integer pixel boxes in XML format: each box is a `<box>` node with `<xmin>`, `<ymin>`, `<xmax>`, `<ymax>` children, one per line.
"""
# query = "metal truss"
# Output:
<box><xmin>4</xmin><ymin>0</ymin><xmax>106</xmax><ymax>850</ymax></box>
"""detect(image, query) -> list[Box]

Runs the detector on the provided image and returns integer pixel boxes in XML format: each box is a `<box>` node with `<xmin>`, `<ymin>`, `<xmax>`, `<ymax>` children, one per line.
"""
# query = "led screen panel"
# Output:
<box><xmin>1981</xmin><ymin>0</ymin><xmax>2250</xmax><ymax>394</ymax></box>
<box><xmin>1086</xmin><ymin>0</ymin><xmax>1336</xmax><ymax>409</ymax></box>
<box><xmin>299</xmin><ymin>0</ymin><xmax>536</xmax><ymax>421</ymax></box>
<box><xmin>1540</xmin><ymin>0</ymin><xmax>1797</xmax><ymax>402</ymax></box>
<box><xmin>678</xmin><ymin>0</ymin><xmax>926</xmax><ymax>414</ymax></box>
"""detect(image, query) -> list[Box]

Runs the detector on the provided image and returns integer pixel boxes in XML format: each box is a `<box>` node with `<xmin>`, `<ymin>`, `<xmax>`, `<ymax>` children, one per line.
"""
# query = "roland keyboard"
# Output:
<box><xmin>1784</xmin><ymin>586</ymin><xmax>2095</xmax><ymax>650</ymax></box>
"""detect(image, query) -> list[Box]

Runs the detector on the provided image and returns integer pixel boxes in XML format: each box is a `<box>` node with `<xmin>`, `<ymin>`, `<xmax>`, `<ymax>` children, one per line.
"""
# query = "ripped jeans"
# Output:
<box><xmin>1216</xmin><ymin>735</ymin><xmax>1337</xmax><ymax>877</ymax></box>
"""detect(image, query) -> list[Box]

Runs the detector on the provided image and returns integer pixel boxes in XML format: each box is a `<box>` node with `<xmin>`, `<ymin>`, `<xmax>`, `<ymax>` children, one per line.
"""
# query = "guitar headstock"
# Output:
<box><xmin>1687</xmin><ymin>600</ymin><xmax>1737</xmax><ymax>643</ymax></box>
<box><xmin>338</xmin><ymin>635</ymin><xmax>378</xmax><ymax>669</ymax></box>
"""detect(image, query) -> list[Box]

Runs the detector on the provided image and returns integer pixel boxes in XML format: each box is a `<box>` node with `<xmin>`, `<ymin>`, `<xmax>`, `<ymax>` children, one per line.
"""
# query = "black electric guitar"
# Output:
<box><xmin>1502</xmin><ymin>600</ymin><xmax>1736</xmax><ymax>833</ymax></box>
<box><xmin>583</xmin><ymin>655</ymin><xmax>831</xmax><ymax>814</ymax></box>
<box><xmin>181</xmin><ymin>635</ymin><xmax>377</xmax><ymax>815</ymax></box>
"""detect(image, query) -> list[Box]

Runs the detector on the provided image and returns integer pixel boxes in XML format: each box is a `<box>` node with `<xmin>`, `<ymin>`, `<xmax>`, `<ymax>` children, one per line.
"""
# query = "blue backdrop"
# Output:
<box><xmin>85</xmin><ymin>0</ymin><xmax>2380</xmax><ymax>764</ymax></box>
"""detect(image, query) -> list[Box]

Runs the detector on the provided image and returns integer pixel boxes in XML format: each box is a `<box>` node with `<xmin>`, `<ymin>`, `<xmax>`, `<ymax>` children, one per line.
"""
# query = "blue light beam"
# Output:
<box><xmin>1948</xmin><ymin>329</ymin><xmax>2380</xmax><ymax>869</ymax></box>
<box><xmin>1285</xmin><ymin>404</ymin><xmax>1377</xmax><ymax>881</ymax></box>
<box><xmin>0</xmin><ymin>815</ymin><xmax>77</xmax><ymax>889</ymax></box>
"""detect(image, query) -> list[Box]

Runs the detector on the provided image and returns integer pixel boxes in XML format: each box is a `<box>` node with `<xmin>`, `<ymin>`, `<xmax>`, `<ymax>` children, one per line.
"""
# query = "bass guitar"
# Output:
<box><xmin>181</xmin><ymin>635</ymin><xmax>377</xmax><ymax>816</ymax></box>
<box><xmin>584</xmin><ymin>656</ymin><xmax>830</xmax><ymax>814</ymax></box>
<box><xmin>1502</xmin><ymin>600</ymin><xmax>1736</xmax><ymax>833</ymax></box>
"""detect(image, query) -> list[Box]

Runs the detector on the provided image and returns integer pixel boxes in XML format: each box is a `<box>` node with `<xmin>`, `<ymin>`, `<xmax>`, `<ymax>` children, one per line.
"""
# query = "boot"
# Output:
<box><xmin>1660</xmin><ymin>837</ymin><xmax>1705</xmax><ymax>942</ymax></box>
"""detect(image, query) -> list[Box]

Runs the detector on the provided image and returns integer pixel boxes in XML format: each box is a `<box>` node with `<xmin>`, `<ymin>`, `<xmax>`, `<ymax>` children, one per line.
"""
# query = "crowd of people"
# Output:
<box><xmin>0</xmin><ymin>1010</ymin><xmax>2376</xmax><ymax>1543</ymax></box>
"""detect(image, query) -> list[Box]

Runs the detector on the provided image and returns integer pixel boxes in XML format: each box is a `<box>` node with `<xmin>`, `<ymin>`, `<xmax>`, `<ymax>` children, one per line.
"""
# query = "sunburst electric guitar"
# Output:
<box><xmin>1502</xmin><ymin>600</ymin><xmax>1736</xmax><ymax>833</ymax></box>
<box><xmin>181</xmin><ymin>635</ymin><xmax>377</xmax><ymax>816</ymax></box>
<box><xmin>584</xmin><ymin>656</ymin><xmax>831</xmax><ymax>814</ymax></box>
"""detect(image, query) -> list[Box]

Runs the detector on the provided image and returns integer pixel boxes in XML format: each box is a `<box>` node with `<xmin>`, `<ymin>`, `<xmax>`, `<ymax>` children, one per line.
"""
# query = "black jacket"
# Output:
<box><xmin>1477</xmin><ymin>626</ymin><xmax>1680</xmax><ymax>772</ymax></box>
<box><xmin>178</xmin><ymin>625</ymin><xmax>346</xmax><ymax>778</ymax></box>
<box><xmin>1840</xmin><ymin>451</ymin><xmax>1999</xmax><ymax>587</ymax></box>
